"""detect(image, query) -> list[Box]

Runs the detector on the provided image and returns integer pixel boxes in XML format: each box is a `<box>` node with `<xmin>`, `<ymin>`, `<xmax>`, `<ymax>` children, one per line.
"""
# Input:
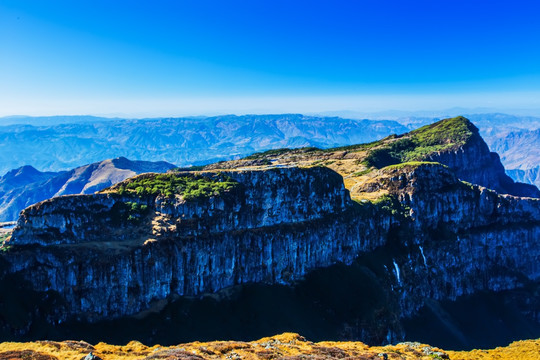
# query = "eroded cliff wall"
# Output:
<box><xmin>2</xmin><ymin>163</ymin><xmax>540</xmax><ymax>342</ymax></box>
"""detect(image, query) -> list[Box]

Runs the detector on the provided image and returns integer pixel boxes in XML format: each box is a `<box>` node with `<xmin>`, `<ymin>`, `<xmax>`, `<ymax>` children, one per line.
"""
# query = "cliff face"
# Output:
<box><xmin>425</xmin><ymin>132</ymin><xmax>540</xmax><ymax>198</ymax></box>
<box><xmin>14</xmin><ymin>167</ymin><xmax>352</xmax><ymax>246</ymax></box>
<box><xmin>356</xmin><ymin>163</ymin><xmax>540</xmax><ymax>318</ymax></box>
<box><xmin>8</xmin><ymin>167</ymin><xmax>395</xmax><ymax>322</ymax></box>
<box><xmin>4</xmin><ymin>163</ymin><xmax>540</xmax><ymax>333</ymax></box>
<box><xmin>2</xmin><ymin>117</ymin><xmax>540</xmax><ymax>345</ymax></box>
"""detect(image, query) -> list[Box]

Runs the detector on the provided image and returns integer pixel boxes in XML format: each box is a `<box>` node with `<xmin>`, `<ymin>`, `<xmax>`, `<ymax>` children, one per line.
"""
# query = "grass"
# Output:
<box><xmin>0</xmin><ymin>233</ymin><xmax>11</xmax><ymax>252</ymax></box>
<box><xmin>352</xmin><ymin>168</ymin><xmax>373</xmax><ymax>177</ymax></box>
<box><xmin>109</xmin><ymin>173</ymin><xmax>240</xmax><ymax>201</ymax></box>
<box><xmin>326</xmin><ymin>134</ymin><xmax>399</xmax><ymax>152</ymax></box>
<box><xmin>245</xmin><ymin>147</ymin><xmax>320</xmax><ymax>159</ymax></box>
<box><xmin>362</xmin><ymin>116</ymin><xmax>477</xmax><ymax>168</ymax></box>
<box><xmin>0</xmin><ymin>334</ymin><xmax>538</xmax><ymax>359</ymax></box>
<box><xmin>382</xmin><ymin>161</ymin><xmax>448</xmax><ymax>171</ymax></box>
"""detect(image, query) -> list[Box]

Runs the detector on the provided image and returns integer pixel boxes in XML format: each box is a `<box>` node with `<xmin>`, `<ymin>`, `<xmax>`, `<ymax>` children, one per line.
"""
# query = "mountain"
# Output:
<box><xmin>1</xmin><ymin>113</ymin><xmax>539</xmax><ymax>190</ymax></box>
<box><xmin>472</xmin><ymin>122</ymin><xmax>540</xmax><ymax>188</ymax></box>
<box><xmin>205</xmin><ymin>116</ymin><xmax>539</xmax><ymax>198</ymax></box>
<box><xmin>1</xmin><ymin>117</ymin><xmax>539</xmax><ymax>349</ymax></box>
<box><xmin>0</xmin><ymin>114</ymin><xmax>408</xmax><ymax>175</ymax></box>
<box><xmin>484</xmin><ymin>128</ymin><xmax>540</xmax><ymax>170</ymax></box>
<box><xmin>0</xmin><ymin>157</ymin><xmax>176</xmax><ymax>221</ymax></box>
<box><xmin>507</xmin><ymin>167</ymin><xmax>540</xmax><ymax>189</ymax></box>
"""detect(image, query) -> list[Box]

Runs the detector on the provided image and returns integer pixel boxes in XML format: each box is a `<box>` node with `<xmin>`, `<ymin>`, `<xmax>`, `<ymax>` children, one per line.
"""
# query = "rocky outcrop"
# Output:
<box><xmin>14</xmin><ymin>167</ymin><xmax>353</xmax><ymax>246</ymax></box>
<box><xmin>357</xmin><ymin>163</ymin><xmax>540</xmax><ymax>318</ymax></box>
<box><xmin>423</xmin><ymin>122</ymin><xmax>540</xmax><ymax>198</ymax></box>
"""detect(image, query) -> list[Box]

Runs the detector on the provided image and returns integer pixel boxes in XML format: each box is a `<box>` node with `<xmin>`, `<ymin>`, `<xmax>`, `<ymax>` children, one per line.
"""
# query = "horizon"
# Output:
<box><xmin>2</xmin><ymin>1</ymin><xmax>540</xmax><ymax>117</ymax></box>
<box><xmin>3</xmin><ymin>107</ymin><xmax>540</xmax><ymax>123</ymax></box>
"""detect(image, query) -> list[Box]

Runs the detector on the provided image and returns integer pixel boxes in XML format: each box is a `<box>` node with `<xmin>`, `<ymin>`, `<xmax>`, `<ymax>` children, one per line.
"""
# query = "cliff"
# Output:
<box><xmin>8</xmin><ymin>167</ymin><xmax>390</xmax><ymax>323</ymax></box>
<box><xmin>1</xmin><ymin>117</ymin><xmax>540</xmax><ymax>347</ymax></box>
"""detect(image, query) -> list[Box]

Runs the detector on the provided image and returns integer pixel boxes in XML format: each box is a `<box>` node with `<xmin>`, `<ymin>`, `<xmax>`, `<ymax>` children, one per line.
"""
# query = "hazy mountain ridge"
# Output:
<box><xmin>0</xmin><ymin>114</ymin><xmax>408</xmax><ymax>175</ymax></box>
<box><xmin>507</xmin><ymin>167</ymin><xmax>540</xmax><ymax>189</ymax></box>
<box><xmin>485</xmin><ymin>128</ymin><xmax>540</xmax><ymax>170</ymax></box>
<box><xmin>0</xmin><ymin>157</ymin><xmax>175</xmax><ymax>221</ymax></box>
<box><xmin>1</xmin><ymin>113</ymin><xmax>538</xmax><ymax>189</ymax></box>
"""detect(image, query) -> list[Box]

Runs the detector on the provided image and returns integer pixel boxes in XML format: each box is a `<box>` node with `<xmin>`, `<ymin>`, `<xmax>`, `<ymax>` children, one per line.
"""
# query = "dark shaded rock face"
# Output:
<box><xmin>2</xmin><ymin>162</ymin><xmax>540</xmax><ymax>345</ymax></box>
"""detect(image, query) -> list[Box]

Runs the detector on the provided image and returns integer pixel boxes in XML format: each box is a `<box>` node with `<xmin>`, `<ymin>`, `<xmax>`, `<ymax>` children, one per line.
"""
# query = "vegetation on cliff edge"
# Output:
<box><xmin>363</xmin><ymin>116</ymin><xmax>476</xmax><ymax>168</ymax></box>
<box><xmin>108</xmin><ymin>173</ymin><xmax>240</xmax><ymax>200</ymax></box>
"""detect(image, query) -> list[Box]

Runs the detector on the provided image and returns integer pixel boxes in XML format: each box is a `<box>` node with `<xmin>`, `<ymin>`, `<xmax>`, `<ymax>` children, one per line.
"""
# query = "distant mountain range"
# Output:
<box><xmin>0</xmin><ymin>157</ymin><xmax>175</xmax><ymax>221</ymax></box>
<box><xmin>0</xmin><ymin>114</ymin><xmax>408</xmax><ymax>175</ymax></box>
<box><xmin>0</xmin><ymin>113</ymin><xmax>538</xmax><ymax>189</ymax></box>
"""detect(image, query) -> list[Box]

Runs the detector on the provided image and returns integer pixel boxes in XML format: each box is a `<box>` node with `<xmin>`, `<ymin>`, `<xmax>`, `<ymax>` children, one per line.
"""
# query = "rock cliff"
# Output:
<box><xmin>7</xmin><ymin>167</ymin><xmax>394</xmax><ymax>322</ymax></box>
<box><xmin>1</xmin><ymin>117</ymin><xmax>539</xmax><ymax>346</ymax></box>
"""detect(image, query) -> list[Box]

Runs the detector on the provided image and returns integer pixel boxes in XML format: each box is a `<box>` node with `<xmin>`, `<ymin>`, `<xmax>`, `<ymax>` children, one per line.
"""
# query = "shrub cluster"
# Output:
<box><xmin>115</xmin><ymin>173</ymin><xmax>239</xmax><ymax>200</ymax></box>
<box><xmin>364</xmin><ymin>116</ymin><xmax>475</xmax><ymax>168</ymax></box>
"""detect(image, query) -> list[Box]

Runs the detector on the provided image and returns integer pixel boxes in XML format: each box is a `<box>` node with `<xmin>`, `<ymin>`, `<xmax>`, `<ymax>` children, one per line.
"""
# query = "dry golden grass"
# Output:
<box><xmin>1</xmin><ymin>333</ymin><xmax>538</xmax><ymax>360</ymax></box>
<box><xmin>447</xmin><ymin>339</ymin><xmax>540</xmax><ymax>360</ymax></box>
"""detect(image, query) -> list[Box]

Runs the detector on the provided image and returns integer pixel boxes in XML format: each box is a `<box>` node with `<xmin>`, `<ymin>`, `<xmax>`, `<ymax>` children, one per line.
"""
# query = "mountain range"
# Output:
<box><xmin>0</xmin><ymin>113</ymin><xmax>538</xmax><ymax>190</ymax></box>
<box><xmin>0</xmin><ymin>114</ymin><xmax>408</xmax><ymax>175</ymax></box>
<box><xmin>0</xmin><ymin>157</ymin><xmax>175</xmax><ymax>222</ymax></box>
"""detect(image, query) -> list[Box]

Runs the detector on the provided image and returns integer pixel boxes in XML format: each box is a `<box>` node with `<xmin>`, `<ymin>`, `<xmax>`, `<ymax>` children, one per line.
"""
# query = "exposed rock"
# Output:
<box><xmin>143</xmin><ymin>349</ymin><xmax>205</xmax><ymax>360</ymax></box>
<box><xmin>1</xmin><ymin>117</ymin><xmax>539</xmax><ymax>344</ymax></box>
<box><xmin>0</xmin><ymin>350</ymin><xmax>58</xmax><ymax>360</ymax></box>
<box><xmin>3</xmin><ymin>160</ymin><xmax>540</xmax><ymax>335</ymax></box>
<box><xmin>81</xmin><ymin>353</ymin><xmax>102</xmax><ymax>360</ymax></box>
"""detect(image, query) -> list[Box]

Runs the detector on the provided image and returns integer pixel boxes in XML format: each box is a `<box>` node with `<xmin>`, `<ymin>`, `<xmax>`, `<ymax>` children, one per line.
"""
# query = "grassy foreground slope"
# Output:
<box><xmin>0</xmin><ymin>333</ymin><xmax>538</xmax><ymax>360</ymax></box>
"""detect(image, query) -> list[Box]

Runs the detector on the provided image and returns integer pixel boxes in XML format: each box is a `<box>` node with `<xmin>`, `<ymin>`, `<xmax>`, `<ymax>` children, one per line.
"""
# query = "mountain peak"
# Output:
<box><xmin>0</xmin><ymin>165</ymin><xmax>58</xmax><ymax>190</ymax></box>
<box><xmin>8</xmin><ymin>165</ymin><xmax>41</xmax><ymax>178</ymax></box>
<box><xmin>409</xmin><ymin>115</ymin><xmax>479</xmax><ymax>146</ymax></box>
<box><xmin>205</xmin><ymin>116</ymin><xmax>539</xmax><ymax>198</ymax></box>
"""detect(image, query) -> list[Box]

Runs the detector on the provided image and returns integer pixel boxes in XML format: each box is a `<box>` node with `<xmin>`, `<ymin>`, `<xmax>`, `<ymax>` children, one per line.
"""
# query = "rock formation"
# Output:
<box><xmin>1</xmin><ymin>117</ymin><xmax>539</xmax><ymax>346</ymax></box>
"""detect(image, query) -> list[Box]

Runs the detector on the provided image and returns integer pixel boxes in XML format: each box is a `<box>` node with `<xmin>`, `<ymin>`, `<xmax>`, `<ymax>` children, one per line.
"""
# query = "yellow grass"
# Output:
<box><xmin>0</xmin><ymin>333</ymin><xmax>538</xmax><ymax>359</ymax></box>
<box><xmin>447</xmin><ymin>339</ymin><xmax>540</xmax><ymax>360</ymax></box>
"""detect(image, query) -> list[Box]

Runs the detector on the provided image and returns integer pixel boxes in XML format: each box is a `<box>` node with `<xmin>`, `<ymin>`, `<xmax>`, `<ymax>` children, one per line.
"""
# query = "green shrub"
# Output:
<box><xmin>363</xmin><ymin>116</ymin><xmax>476</xmax><ymax>169</ymax></box>
<box><xmin>114</xmin><ymin>173</ymin><xmax>239</xmax><ymax>201</ymax></box>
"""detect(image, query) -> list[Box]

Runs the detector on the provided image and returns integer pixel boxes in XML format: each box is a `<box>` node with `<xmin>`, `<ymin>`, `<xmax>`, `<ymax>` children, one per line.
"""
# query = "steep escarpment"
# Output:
<box><xmin>7</xmin><ymin>167</ymin><xmax>394</xmax><ymax>323</ymax></box>
<box><xmin>356</xmin><ymin>162</ymin><xmax>540</xmax><ymax>316</ymax></box>
<box><xmin>3</xmin><ymin>163</ymin><xmax>540</xmax><ymax>345</ymax></box>
<box><xmin>1</xmin><ymin>117</ymin><xmax>540</xmax><ymax>347</ymax></box>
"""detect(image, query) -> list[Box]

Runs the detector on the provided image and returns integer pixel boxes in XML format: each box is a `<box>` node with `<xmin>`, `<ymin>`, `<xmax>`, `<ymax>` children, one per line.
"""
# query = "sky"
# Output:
<box><xmin>1</xmin><ymin>0</ymin><xmax>540</xmax><ymax>117</ymax></box>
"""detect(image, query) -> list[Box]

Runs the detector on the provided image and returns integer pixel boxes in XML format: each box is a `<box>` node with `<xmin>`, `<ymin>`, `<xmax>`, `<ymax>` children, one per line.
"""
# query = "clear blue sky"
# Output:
<box><xmin>1</xmin><ymin>0</ymin><xmax>540</xmax><ymax>116</ymax></box>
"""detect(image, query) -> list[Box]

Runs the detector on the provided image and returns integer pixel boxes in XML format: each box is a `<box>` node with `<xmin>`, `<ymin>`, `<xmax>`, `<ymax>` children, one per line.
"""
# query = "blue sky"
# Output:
<box><xmin>1</xmin><ymin>0</ymin><xmax>540</xmax><ymax>116</ymax></box>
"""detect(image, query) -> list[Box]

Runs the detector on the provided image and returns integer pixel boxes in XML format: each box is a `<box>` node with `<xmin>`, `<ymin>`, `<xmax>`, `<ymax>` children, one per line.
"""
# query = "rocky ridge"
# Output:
<box><xmin>1</xmin><ymin>116</ymin><xmax>540</xmax><ymax>346</ymax></box>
